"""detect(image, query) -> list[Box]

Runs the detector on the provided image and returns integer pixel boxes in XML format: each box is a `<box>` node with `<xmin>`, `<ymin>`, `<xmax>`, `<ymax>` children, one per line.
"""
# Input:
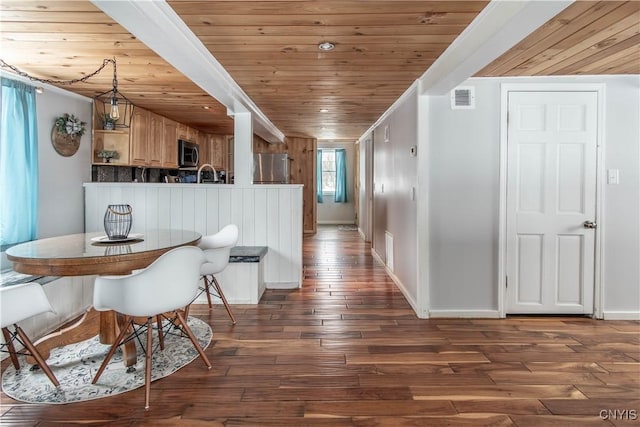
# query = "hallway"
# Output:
<box><xmin>1</xmin><ymin>226</ymin><xmax>638</xmax><ymax>425</ymax></box>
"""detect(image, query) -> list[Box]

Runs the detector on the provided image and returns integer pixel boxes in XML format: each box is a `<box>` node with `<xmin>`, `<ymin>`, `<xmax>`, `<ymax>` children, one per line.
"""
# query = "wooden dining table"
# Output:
<box><xmin>6</xmin><ymin>229</ymin><xmax>201</xmax><ymax>367</ymax></box>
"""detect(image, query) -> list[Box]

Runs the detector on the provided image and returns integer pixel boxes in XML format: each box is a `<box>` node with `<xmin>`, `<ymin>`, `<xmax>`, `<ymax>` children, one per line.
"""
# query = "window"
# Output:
<box><xmin>321</xmin><ymin>149</ymin><xmax>336</xmax><ymax>193</ymax></box>
<box><xmin>317</xmin><ymin>147</ymin><xmax>348</xmax><ymax>204</ymax></box>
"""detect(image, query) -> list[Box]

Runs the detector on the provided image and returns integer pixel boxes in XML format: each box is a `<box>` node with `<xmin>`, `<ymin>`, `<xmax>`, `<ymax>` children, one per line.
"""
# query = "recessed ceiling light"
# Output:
<box><xmin>319</xmin><ymin>108</ymin><xmax>329</xmax><ymax>113</ymax></box>
<box><xmin>203</xmin><ymin>106</ymin><xmax>210</xmax><ymax>110</ymax></box>
<box><xmin>318</xmin><ymin>42</ymin><xmax>335</xmax><ymax>51</ymax></box>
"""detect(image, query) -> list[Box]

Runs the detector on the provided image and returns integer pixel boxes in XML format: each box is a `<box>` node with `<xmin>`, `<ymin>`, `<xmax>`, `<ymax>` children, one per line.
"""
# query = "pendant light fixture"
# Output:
<box><xmin>0</xmin><ymin>57</ymin><xmax>134</xmax><ymax>128</ymax></box>
<box><xmin>94</xmin><ymin>58</ymin><xmax>133</xmax><ymax>128</ymax></box>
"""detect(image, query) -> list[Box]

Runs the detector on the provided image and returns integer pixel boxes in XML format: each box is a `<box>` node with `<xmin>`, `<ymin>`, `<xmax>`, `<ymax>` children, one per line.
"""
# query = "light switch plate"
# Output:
<box><xmin>607</xmin><ymin>169</ymin><xmax>619</xmax><ymax>185</ymax></box>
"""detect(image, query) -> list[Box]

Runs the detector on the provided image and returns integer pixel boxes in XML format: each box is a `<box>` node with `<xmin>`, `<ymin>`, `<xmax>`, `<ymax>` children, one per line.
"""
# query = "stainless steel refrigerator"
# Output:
<box><xmin>253</xmin><ymin>153</ymin><xmax>290</xmax><ymax>184</ymax></box>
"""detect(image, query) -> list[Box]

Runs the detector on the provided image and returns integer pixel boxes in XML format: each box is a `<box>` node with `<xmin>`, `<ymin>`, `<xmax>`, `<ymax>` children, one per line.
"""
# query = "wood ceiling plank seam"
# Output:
<box><xmin>167</xmin><ymin>1</ymin><xmax>488</xmax><ymax>15</ymax></box>
<box><xmin>503</xmin><ymin>2</ymin><xmax>628</xmax><ymax>76</ymax></box>
<box><xmin>575</xmin><ymin>45</ymin><xmax>640</xmax><ymax>74</ymax></box>
<box><xmin>201</xmin><ymin>43</ymin><xmax>452</xmax><ymax>53</ymax></box>
<box><xmin>475</xmin><ymin>1</ymin><xmax>624</xmax><ymax>76</ymax></box>
<box><xmin>535</xmin><ymin>26</ymin><xmax>640</xmax><ymax>76</ymax></box>
<box><xmin>172</xmin><ymin>24</ymin><xmax>469</xmax><ymax>37</ymax></box>
<box><xmin>0</xmin><ymin>11</ymin><xmax>115</xmax><ymax>23</ymax></box>
<box><xmin>192</xmin><ymin>35</ymin><xmax>460</xmax><ymax>45</ymax></box>
<box><xmin>175</xmin><ymin>13</ymin><xmax>482</xmax><ymax>27</ymax></box>
<box><xmin>0</xmin><ymin>23</ymin><xmax>133</xmax><ymax>33</ymax></box>
<box><xmin>518</xmin><ymin>5</ymin><xmax>640</xmax><ymax>76</ymax></box>
<box><xmin>0</xmin><ymin>1</ymin><xmax>100</xmax><ymax>13</ymax></box>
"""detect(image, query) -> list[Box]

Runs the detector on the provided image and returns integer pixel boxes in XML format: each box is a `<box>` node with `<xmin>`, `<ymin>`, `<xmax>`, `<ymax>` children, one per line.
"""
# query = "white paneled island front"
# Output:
<box><xmin>84</xmin><ymin>183</ymin><xmax>303</xmax><ymax>302</ymax></box>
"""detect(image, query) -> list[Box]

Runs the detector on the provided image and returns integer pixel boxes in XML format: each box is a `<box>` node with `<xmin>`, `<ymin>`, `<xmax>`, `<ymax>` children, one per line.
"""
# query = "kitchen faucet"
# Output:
<box><xmin>197</xmin><ymin>163</ymin><xmax>217</xmax><ymax>184</ymax></box>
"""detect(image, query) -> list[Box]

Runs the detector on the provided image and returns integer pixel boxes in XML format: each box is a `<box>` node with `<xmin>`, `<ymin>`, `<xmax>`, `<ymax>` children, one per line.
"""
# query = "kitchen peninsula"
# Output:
<box><xmin>84</xmin><ymin>182</ymin><xmax>303</xmax><ymax>302</ymax></box>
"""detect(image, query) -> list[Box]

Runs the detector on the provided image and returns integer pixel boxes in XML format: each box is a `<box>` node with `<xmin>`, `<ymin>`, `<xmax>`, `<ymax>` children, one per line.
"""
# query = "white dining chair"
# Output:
<box><xmin>0</xmin><ymin>282</ymin><xmax>59</xmax><ymax>386</ymax></box>
<box><xmin>197</xmin><ymin>224</ymin><xmax>239</xmax><ymax>324</ymax></box>
<box><xmin>91</xmin><ymin>246</ymin><xmax>211</xmax><ymax>409</ymax></box>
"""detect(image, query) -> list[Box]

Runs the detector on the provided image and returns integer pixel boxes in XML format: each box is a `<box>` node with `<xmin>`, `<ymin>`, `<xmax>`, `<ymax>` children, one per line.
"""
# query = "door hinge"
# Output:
<box><xmin>505</xmin><ymin>276</ymin><xmax>508</xmax><ymax>288</ymax></box>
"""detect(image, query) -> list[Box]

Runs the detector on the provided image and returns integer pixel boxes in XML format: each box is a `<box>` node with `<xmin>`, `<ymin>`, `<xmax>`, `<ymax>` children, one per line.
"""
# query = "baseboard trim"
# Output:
<box><xmin>602</xmin><ymin>311</ymin><xmax>640</xmax><ymax>320</ymax></box>
<box><xmin>317</xmin><ymin>221</ymin><xmax>357</xmax><ymax>225</ymax></box>
<box><xmin>429</xmin><ymin>310</ymin><xmax>501</xmax><ymax>319</ymax></box>
<box><xmin>266</xmin><ymin>281</ymin><xmax>300</xmax><ymax>289</ymax></box>
<box><xmin>370</xmin><ymin>248</ymin><xmax>422</xmax><ymax>318</ymax></box>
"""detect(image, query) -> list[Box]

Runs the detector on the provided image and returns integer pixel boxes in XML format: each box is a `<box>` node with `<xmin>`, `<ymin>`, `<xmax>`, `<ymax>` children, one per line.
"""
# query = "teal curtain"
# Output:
<box><xmin>334</xmin><ymin>148</ymin><xmax>347</xmax><ymax>203</ymax></box>
<box><xmin>0</xmin><ymin>78</ymin><xmax>39</xmax><ymax>246</ymax></box>
<box><xmin>316</xmin><ymin>149</ymin><xmax>323</xmax><ymax>203</ymax></box>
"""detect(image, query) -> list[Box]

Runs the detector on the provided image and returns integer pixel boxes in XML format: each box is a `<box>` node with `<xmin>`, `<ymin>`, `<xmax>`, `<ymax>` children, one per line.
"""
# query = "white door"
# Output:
<box><xmin>506</xmin><ymin>91</ymin><xmax>598</xmax><ymax>314</ymax></box>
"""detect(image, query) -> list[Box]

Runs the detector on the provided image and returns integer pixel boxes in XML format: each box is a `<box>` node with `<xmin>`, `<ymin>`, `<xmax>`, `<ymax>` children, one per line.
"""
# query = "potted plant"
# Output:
<box><xmin>96</xmin><ymin>149</ymin><xmax>120</xmax><ymax>163</ymax></box>
<box><xmin>102</xmin><ymin>114</ymin><xmax>117</xmax><ymax>130</ymax></box>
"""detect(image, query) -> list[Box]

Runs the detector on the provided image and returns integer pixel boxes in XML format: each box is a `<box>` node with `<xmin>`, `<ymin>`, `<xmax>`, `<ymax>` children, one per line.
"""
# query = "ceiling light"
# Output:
<box><xmin>203</xmin><ymin>106</ymin><xmax>210</xmax><ymax>110</ymax></box>
<box><xmin>318</xmin><ymin>42</ymin><xmax>335</xmax><ymax>51</ymax></box>
<box><xmin>319</xmin><ymin>108</ymin><xmax>329</xmax><ymax>113</ymax></box>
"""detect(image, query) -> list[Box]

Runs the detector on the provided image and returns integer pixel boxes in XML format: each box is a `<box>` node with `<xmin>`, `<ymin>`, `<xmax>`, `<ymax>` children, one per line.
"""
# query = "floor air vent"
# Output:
<box><xmin>385</xmin><ymin>231</ymin><xmax>394</xmax><ymax>273</ymax></box>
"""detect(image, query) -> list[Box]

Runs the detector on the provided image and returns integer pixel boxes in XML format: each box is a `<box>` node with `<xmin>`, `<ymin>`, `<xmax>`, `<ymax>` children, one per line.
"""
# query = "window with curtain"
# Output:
<box><xmin>317</xmin><ymin>147</ymin><xmax>347</xmax><ymax>203</ymax></box>
<box><xmin>0</xmin><ymin>78</ymin><xmax>39</xmax><ymax>247</ymax></box>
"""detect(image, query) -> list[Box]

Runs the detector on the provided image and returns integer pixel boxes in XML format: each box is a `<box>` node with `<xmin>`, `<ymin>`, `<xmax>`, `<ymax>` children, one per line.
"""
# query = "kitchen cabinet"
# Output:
<box><xmin>92</xmin><ymin>130</ymin><xmax>130</xmax><ymax>165</ymax></box>
<box><xmin>177</xmin><ymin>123</ymin><xmax>198</xmax><ymax>142</ymax></box>
<box><xmin>148</xmin><ymin>112</ymin><xmax>163</xmax><ymax>167</ymax></box>
<box><xmin>198</xmin><ymin>131</ymin><xmax>210</xmax><ymax>167</ymax></box>
<box><xmin>162</xmin><ymin>118</ymin><xmax>178</xmax><ymax>168</ymax></box>
<box><xmin>129</xmin><ymin>107</ymin><xmax>149</xmax><ymax>166</ymax></box>
<box><xmin>209</xmin><ymin>134</ymin><xmax>227</xmax><ymax>171</ymax></box>
<box><xmin>198</xmin><ymin>134</ymin><xmax>228</xmax><ymax>171</ymax></box>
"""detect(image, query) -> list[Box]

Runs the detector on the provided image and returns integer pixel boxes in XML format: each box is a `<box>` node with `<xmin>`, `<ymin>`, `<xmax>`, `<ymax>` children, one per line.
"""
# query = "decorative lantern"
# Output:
<box><xmin>103</xmin><ymin>204</ymin><xmax>132</xmax><ymax>240</ymax></box>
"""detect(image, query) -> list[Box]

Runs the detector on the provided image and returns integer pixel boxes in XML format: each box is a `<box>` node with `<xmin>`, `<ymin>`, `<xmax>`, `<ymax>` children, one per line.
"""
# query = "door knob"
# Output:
<box><xmin>583</xmin><ymin>220</ymin><xmax>597</xmax><ymax>229</ymax></box>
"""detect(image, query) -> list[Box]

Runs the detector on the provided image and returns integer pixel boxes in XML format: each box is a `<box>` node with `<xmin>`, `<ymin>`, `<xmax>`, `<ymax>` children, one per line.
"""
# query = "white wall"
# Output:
<box><xmin>36</xmin><ymin>86</ymin><xmax>93</xmax><ymax>238</ymax></box>
<box><xmin>427</xmin><ymin>80</ymin><xmax>500</xmax><ymax>313</ymax></box>
<box><xmin>425</xmin><ymin>75</ymin><xmax>640</xmax><ymax>318</ymax></box>
<box><xmin>317</xmin><ymin>141</ymin><xmax>356</xmax><ymax>224</ymax></box>
<box><xmin>370</xmin><ymin>86</ymin><xmax>419</xmax><ymax>310</ymax></box>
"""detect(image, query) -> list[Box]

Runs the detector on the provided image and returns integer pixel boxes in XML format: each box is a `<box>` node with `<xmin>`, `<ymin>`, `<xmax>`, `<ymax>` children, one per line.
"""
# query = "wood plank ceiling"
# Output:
<box><xmin>1</xmin><ymin>1</ymin><xmax>638</xmax><ymax>141</ymax></box>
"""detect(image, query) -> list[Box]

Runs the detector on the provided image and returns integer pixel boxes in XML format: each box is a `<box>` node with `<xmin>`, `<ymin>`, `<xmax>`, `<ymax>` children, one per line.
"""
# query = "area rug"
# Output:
<box><xmin>2</xmin><ymin>316</ymin><xmax>212</xmax><ymax>404</ymax></box>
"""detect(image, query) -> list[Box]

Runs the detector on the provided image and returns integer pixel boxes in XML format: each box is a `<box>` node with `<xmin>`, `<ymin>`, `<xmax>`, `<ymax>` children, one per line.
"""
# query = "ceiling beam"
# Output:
<box><xmin>419</xmin><ymin>0</ymin><xmax>574</xmax><ymax>95</ymax></box>
<box><xmin>91</xmin><ymin>0</ymin><xmax>285</xmax><ymax>143</ymax></box>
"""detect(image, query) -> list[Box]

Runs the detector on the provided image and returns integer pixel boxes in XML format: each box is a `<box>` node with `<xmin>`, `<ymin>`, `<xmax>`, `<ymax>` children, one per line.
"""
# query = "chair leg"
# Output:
<box><xmin>144</xmin><ymin>317</ymin><xmax>153</xmax><ymax>410</ymax></box>
<box><xmin>92</xmin><ymin>315</ymin><xmax>132</xmax><ymax>384</ymax></box>
<box><xmin>156</xmin><ymin>315</ymin><xmax>164</xmax><ymax>351</ymax></box>
<box><xmin>211</xmin><ymin>276</ymin><xmax>237</xmax><ymax>324</ymax></box>
<box><xmin>15</xmin><ymin>326</ymin><xmax>60</xmax><ymax>387</ymax></box>
<box><xmin>202</xmin><ymin>275</ymin><xmax>213</xmax><ymax>308</ymax></box>
<box><xmin>174</xmin><ymin>311</ymin><xmax>212</xmax><ymax>369</ymax></box>
<box><xmin>2</xmin><ymin>327</ymin><xmax>21</xmax><ymax>371</ymax></box>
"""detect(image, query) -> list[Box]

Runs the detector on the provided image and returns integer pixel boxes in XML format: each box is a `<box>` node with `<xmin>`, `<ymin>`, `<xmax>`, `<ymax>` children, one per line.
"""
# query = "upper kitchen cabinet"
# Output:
<box><xmin>162</xmin><ymin>117</ymin><xmax>178</xmax><ymax>168</ymax></box>
<box><xmin>177</xmin><ymin>123</ymin><xmax>198</xmax><ymax>142</ymax></box>
<box><xmin>210</xmin><ymin>134</ymin><xmax>228</xmax><ymax>171</ymax></box>
<box><xmin>147</xmin><ymin>112</ymin><xmax>163</xmax><ymax>168</ymax></box>
<box><xmin>129</xmin><ymin>107</ymin><xmax>149</xmax><ymax>166</ymax></box>
<box><xmin>91</xmin><ymin>103</ymin><xmax>130</xmax><ymax>165</ymax></box>
<box><xmin>198</xmin><ymin>134</ymin><xmax>228</xmax><ymax>171</ymax></box>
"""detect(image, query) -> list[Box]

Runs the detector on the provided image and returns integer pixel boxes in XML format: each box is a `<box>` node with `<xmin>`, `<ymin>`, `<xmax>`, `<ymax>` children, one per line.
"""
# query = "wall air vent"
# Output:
<box><xmin>451</xmin><ymin>86</ymin><xmax>475</xmax><ymax>109</ymax></box>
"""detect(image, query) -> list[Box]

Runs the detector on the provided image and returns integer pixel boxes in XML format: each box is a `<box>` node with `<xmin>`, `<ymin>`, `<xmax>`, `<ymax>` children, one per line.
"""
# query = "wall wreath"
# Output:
<box><xmin>51</xmin><ymin>113</ymin><xmax>86</xmax><ymax>157</ymax></box>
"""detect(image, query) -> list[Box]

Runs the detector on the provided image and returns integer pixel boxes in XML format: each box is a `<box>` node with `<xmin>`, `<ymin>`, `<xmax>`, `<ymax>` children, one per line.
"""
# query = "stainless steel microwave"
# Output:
<box><xmin>178</xmin><ymin>139</ymin><xmax>199</xmax><ymax>167</ymax></box>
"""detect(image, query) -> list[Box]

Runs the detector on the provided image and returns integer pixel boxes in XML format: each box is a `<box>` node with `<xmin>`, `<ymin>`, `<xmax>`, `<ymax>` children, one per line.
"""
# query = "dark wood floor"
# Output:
<box><xmin>1</xmin><ymin>225</ymin><xmax>639</xmax><ymax>426</ymax></box>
